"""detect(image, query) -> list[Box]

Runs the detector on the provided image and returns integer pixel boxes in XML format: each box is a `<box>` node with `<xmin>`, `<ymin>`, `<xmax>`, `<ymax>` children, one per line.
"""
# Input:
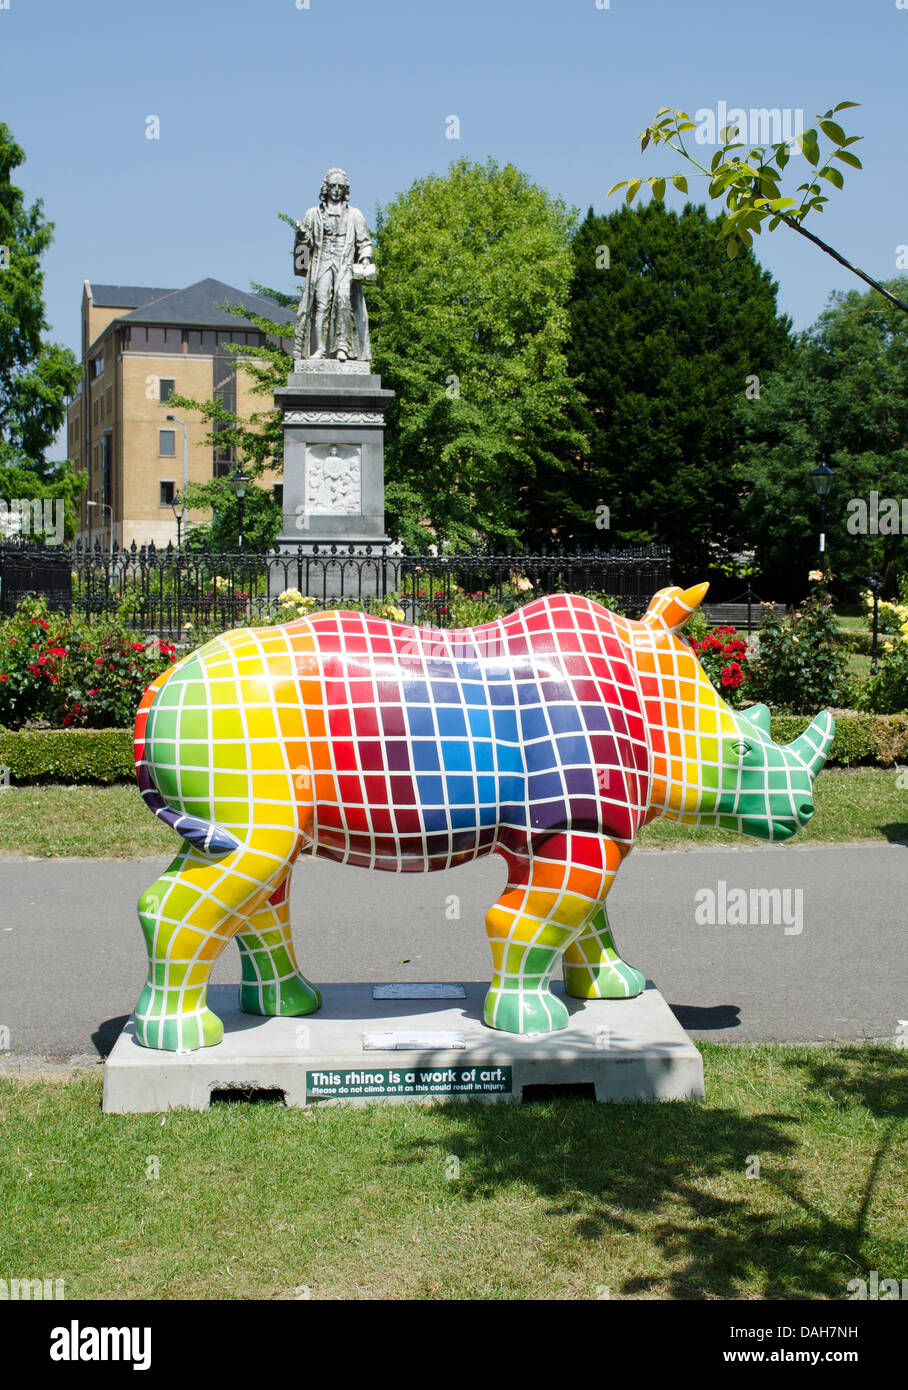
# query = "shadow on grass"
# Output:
<box><xmin>396</xmin><ymin>1045</ymin><xmax>906</xmax><ymax>1299</ymax></box>
<box><xmin>877</xmin><ymin>822</ymin><xmax>908</xmax><ymax>844</ymax></box>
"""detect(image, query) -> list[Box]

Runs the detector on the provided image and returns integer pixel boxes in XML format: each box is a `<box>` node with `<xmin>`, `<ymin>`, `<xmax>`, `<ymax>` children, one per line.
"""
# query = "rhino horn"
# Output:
<box><xmin>643</xmin><ymin>582</ymin><xmax>709</xmax><ymax>634</ymax></box>
<box><xmin>788</xmin><ymin>710</ymin><xmax>836</xmax><ymax>775</ymax></box>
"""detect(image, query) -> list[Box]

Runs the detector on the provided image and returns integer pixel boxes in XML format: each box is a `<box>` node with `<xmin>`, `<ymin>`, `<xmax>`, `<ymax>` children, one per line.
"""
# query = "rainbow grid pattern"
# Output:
<box><xmin>132</xmin><ymin>585</ymin><xmax>834</xmax><ymax>1050</ymax></box>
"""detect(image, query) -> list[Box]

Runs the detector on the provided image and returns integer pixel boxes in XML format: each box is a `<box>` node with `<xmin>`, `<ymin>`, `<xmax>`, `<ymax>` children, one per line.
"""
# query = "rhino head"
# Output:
<box><xmin>638</xmin><ymin>583</ymin><xmax>835</xmax><ymax>842</ymax></box>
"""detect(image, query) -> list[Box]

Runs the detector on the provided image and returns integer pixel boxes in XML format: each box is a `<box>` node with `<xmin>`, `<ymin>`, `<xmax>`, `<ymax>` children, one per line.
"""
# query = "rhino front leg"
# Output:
<box><xmin>235</xmin><ymin>872</ymin><xmax>321</xmax><ymax>1018</ymax></box>
<box><xmin>484</xmin><ymin>831</ymin><xmax>617</xmax><ymax>1036</ymax></box>
<box><xmin>562</xmin><ymin>903</ymin><xmax>646</xmax><ymax>1000</ymax></box>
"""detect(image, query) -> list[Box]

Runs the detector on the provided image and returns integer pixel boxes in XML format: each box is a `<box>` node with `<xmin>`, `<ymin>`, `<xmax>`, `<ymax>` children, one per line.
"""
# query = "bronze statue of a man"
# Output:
<box><xmin>293</xmin><ymin>168</ymin><xmax>375</xmax><ymax>363</ymax></box>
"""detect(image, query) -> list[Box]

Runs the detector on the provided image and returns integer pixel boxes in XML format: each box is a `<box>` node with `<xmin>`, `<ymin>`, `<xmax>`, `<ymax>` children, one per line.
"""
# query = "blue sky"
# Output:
<box><xmin>2</xmin><ymin>0</ymin><xmax>906</xmax><ymax>410</ymax></box>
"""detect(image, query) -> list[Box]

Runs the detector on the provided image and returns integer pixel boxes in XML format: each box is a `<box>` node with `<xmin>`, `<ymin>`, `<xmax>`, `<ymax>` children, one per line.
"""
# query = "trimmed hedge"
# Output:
<box><xmin>0</xmin><ymin>713</ymin><xmax>905</xmax><ymax>785</ymax></box>
<box><xmin>769</xmin><ymin>712</ymin><xmax>907</xmax><ymax>766</ymax></box>
<box><xmin>0</xmin><ymin>727</ymin><xmax>134</xmax><ymax>784</ymax></box>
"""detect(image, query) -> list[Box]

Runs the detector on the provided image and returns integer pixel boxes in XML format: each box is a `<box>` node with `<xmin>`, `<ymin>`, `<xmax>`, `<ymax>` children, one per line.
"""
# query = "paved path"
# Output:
<box><xmin>0</xmin><ymin>842</ymin><xmax>904</xmax><ymax>1063</ymax></box>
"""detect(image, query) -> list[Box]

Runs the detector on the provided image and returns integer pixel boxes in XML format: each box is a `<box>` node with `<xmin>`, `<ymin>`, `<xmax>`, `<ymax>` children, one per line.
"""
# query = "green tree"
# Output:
<box><xmin>566</xmin><ymin>202</ymin><xmax>792</xmax><ymax>577</ymax></box>
<box><xmin>369</xmin><ymin>157</ymin><xmax>588</xmax><ymax>548</ymax></box>
<box><xmin>736</xmin><ymin>280</ymin><xmax>908</xmax><ymax>600</ymax></box>
<box><xmin>0</xmin><ymin>123</ymin><xmax>82</xmax><ymax>513</ymax></box>
<box><xmin>182</xmin><ymin>475</ymin><xmax>281</xmax><ymax>553</ymax></box>
<box><xmin>0</xmin><ymin>461</ymin><xmax>86</xmax><ymax>541</ymax></box>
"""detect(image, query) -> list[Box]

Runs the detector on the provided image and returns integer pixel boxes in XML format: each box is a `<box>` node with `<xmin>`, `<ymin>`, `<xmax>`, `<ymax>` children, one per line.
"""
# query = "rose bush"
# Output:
<box><xmin>745</xmin><ymin>580</ymin><xmax>850</xmax><ymax>713</ymax></box>
<box><xmin>686</xmin><ymin>622</ymin><xmax>752</xmax><ymax>707</ymax></box>
<box><xmin>0</xmin><ymin>598</ymin><xmax>178</xmax><ymax>730</ymax></box>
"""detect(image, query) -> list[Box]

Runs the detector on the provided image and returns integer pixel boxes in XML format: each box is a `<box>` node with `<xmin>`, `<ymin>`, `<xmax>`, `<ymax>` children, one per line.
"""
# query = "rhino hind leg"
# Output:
<box><xmin>484</xmin><ymin>831</ymin><xmax>617</xmax><ymax>1036</ymax></box>
<box><xmin>134</xmin><ymin>826</ymin><xmax>300</xmax><ymax>1052</ymax></box>
<box><xmin>235</xmin><ymin>872</ymin><xmax>321</xmax><ymax>1019</ymax></box>
<box><xmin>562</xmin><ymin>905</ymin><xmax>646</xmax><ymax>1000</ymax></box>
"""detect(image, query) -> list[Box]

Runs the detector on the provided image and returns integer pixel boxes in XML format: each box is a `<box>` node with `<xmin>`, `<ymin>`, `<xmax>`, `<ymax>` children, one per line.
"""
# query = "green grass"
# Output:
<box><xmin>0</xmin><ymin>768</ymin><xmax>905</xmax><ymax>858</ymax></box>
<box><xmin>0</xmin><ymin>784</ymin><xmax>175</xmax><ymax>858</ymax></box>
<box><xmin>0</xmin><ymin>1045</ymin><xmax>904</xmax><ymax>1299</ymax></box>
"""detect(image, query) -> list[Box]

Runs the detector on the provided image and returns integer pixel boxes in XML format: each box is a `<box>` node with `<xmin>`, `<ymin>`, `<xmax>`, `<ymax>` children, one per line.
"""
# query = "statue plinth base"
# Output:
<box><xmin>272</xmin><ymin>364</ymin><xmax>395</xmax><ymax>600</ymax></box>
<box><xmin>102</xmin><ymin>981</ymin><xmax>705</xmax><ymax>1112</ymax></box>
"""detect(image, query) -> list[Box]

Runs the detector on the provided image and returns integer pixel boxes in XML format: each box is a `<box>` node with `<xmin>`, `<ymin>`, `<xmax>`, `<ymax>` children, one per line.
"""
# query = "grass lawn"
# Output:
<box><xmin>0</xmin><ymin>1045</ymin><xmax>904</xmax><ymax>1300</ymax></box>
<box><xmin>0</xmin><ymin>769</ymin><xmax>904</xmax><ymax>858</ymax></box>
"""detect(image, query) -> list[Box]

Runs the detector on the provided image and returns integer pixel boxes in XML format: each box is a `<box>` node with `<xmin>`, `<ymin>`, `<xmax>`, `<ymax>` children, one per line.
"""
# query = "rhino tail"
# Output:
<box><xmin>134</xmin><ymin>664</ymin><xmax>242</xmax><ymax>858</ymax></box>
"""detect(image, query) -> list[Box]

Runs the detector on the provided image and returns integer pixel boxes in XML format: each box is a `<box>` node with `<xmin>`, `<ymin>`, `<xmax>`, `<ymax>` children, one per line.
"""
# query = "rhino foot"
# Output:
<box><xmin>240</xmin><ymin>975</ymin><xmax>321</xmax><ymax>1018</ymax></box>
<box><xmin>134</xmin><ymin>989</ymin><xmax>224</xmax><ymax>1052</ymax></box>
<box><xmin>563</xmin><ymin>959</ymin><xmax>646</xmax><ymax>1000</ymax></box>
<box><xmin>483</xmin><ymin>985</ymin><xmax>569</xmax><ymax>1036</ymax></box>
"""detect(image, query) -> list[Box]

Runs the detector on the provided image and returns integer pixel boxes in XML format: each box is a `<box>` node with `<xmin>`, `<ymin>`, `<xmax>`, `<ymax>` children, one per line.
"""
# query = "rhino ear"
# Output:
<box><xmin>642</xmin><ymin>582</ymin><xmax>709</xmax><ymax>635</ymax></box>
<box><xmin>741</xmin><ymin>703</ymin><xmax>772</xmax><ymax>736</ymax></box>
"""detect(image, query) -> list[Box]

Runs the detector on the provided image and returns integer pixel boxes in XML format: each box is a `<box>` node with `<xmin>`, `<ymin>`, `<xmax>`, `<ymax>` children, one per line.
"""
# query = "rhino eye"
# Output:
<box><xmin>732</xmin><ymin>741</ymin><xmax>750</xmax><ymax>756</ymax></box>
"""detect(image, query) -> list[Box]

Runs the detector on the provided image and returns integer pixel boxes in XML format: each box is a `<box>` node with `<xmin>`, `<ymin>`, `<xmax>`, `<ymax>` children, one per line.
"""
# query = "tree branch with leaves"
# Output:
<box><xmin>609</xmin><ymin>102</ymin><xmax>908</xmax><ymax>315</ymax></box>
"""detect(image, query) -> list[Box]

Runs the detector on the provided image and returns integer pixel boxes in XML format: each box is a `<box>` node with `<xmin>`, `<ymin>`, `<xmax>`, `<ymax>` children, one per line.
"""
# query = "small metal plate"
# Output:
<box><xmin>372</xmin><ymin>983</ymin><xmax>466</xmax><ymax>1000</ymax></box>
<box><xmin>362</xmin><ymin>1031</ymin><xmax>468</xmax><ymax>1052</ymax></box>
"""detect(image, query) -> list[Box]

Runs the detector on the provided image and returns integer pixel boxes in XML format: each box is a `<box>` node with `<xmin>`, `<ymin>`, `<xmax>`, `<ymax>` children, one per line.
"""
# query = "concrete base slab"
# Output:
<box><xmin>102</xmin><ymin>981</ymin><xmax>704</xmax><ymax>1113</ymax></box>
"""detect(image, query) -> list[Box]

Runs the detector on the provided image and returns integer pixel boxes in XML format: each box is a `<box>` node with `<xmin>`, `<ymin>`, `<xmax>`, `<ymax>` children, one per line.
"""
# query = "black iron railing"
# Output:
<box><xmin>0</xmin><ymin>539</ymin><xmax>672</xmax><ymax>636</ymax></box>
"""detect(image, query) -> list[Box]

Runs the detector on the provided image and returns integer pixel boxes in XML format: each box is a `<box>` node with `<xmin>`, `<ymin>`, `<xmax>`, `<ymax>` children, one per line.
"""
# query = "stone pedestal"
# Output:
<box><xmin>272</xmin><ymin>362</ymin><xmax>395</xmax><ymax>601</ymax></box>
<box><xmin>102</xmin><ymin>981</ymin><xmax>705</xmax><ymax>1113</ymax></box>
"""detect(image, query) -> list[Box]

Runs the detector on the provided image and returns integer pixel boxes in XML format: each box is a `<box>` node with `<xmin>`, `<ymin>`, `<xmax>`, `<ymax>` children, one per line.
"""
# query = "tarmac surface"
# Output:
<box><xmin>0</xmin><ymin>841</ymin><xmax>904</xmax><ymax>1065</ymax></box>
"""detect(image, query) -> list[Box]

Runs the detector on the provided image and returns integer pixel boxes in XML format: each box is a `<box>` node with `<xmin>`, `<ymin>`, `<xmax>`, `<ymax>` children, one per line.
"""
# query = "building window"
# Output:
<box><xmin>101</xmin><ymin>433</ymin><xmax>112</xmax><ymax>509</ymax></box>
<box><xmin>159</xmin><ymin>379</ymin><xmax>175</xmax><ymax>403</ymax></box>
<box><xmin>160</xmin><ymin>481</ymin><xmax>175</xmax><ymax>507</ymax></box>
<box><xmin>273</xmin><ymin>484</ymin><xmax>283</xmax><ymax>506</ymax></box>
<box><xmin>90</xmin><ymin>354</ymin><xmax>104</xmax><ymax>380</ymax></box>
<box><xmin>159</xmin><ymin>429</ymin><xmax>176</xmax><ymax>457</ymax></box>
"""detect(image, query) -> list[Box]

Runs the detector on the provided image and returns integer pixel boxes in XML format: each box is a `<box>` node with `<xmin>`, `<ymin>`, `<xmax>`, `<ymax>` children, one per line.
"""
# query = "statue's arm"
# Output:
<box><xmin>353</xmin><ymin>209</ymin><xmax>374</xmax><ymax>264</ymax></box>
<box><xmin>294</xmin><ymin>208</ymin><xmax>318</xmax><ymax>277</ymax></box>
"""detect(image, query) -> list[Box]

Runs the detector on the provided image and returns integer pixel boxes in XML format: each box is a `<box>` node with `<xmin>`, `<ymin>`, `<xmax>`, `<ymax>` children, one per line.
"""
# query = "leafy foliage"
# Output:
<box><xmin>0</xmin><ymin>123</ymin><xmax>83</xmax><ymax>514</ymax></box>
<box><xmin>368</xmin><ymin>158</ymin><xmax>588</xmax><ymax>547</ymax></box>
<box><xmin>856</xmin><ymin>575</ymin><xmax>908</xmax><ymax>713</ymax></box>
<box><xmin>566</xmin><ymin>202</ymin><xmax>792</xmax><ymax>575</ymax></box>
<box><xmin>686</xmin><ymin>624</ymin><xmax>752</xmax><ymax>707</ymax></box>
<box><xmin>0</xmin><ymin>598</ymin><xmax>178</xmax><ymax>729</ymax></box>
<box><xmin>746</xmin><ymin>581</ymin><xmax>849</xmax><ymax>711</ymax></box>
<box><xmin>734</xmin><ymin>281</ymin><xmax>908</xmax><ymax>599</ymax></box>
<box><xmin>182</xmin><ymin>475</ymin><xmax>281</xmax><ymax>552</ymax></box>
<box><xmin>610</xmin><ymin>102</ymin><xmax>906</xmax><ymax>314</ymax></box>
<box><xmin>0</xmin><ymin>727</ymin><xmax>135</xmax><ymax>783</ymax></box>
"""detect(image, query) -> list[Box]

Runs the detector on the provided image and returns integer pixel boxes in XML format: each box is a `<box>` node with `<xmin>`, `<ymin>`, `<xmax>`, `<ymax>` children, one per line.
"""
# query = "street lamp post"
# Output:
<box><xmin>809</xmin><ymin>455</ymin><xmax>835</xmax><ymax>570</ymax></box>
<box><xmin>166</xmin><ymin>414</ymin><xmax>189</xmax><ymax>501</ymax></box>
<box><xmin>867</xmin><ymin>571</ymin><xmax>884</xmax><ymax>675</ymax></box>
<box><xmin>231</xmin><ymin>465</ymin><xmax>249</xmax><ymax>553</ymax></box>
<box><xmin>86</xmin><ymin>500</ymin><xmax>114</xmax><ymax>560</ymax></box>
<box><xmin>171</xmin><ymin>493</ymin><xmax>187</xmax><ymax>551</ymax></box>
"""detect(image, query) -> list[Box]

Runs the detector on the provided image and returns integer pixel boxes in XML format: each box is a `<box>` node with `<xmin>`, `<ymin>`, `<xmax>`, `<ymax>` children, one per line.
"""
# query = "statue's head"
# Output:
<box><xmin>320</xmin><ymin>168</ymin><xmax>350</xmax><ymax>204</ymax></box>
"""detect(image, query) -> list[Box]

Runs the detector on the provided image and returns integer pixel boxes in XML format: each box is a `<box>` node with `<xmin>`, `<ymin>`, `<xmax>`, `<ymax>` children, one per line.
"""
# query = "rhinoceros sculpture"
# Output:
<box><xmin>132</xmin><ymin>583</ymin><xmax>834</xmax><ymax>1050</ymax></box>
